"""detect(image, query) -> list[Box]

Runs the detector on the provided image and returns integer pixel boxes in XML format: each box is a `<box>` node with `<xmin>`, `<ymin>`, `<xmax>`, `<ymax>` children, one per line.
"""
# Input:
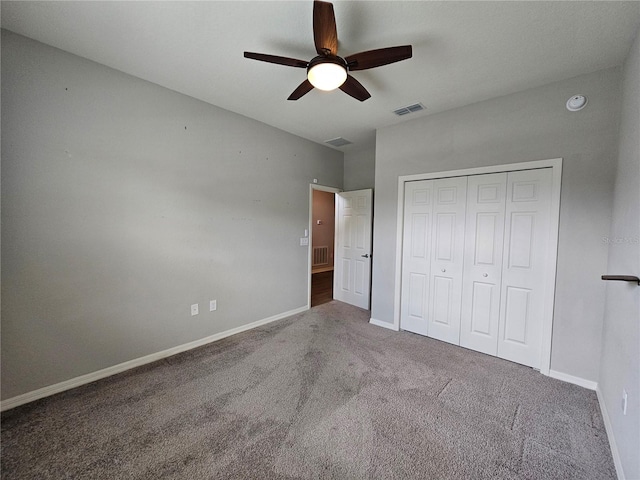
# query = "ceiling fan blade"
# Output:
<box><xmin>339</xmin><ymin>75</ymin><xmax>371</xmax><ymax>102</ymax></box>
<box><xmin>345</xmin><ymin>45</ymin><xmax>412</xmax><ymax>71</ymax></box>
<box><xmin>288</xmin><ymin>79</ymin><xmax>315</xmax><ymax>100</ymax></box>
<box><xmin>244</xmin><ymin>52</ymin><xmax>308</xmax><ymax>68</ymax></box>
<box><xmin>313</xmin><ymin>1</ymin><xmax>338</xmax><ymax>56</ymax></box>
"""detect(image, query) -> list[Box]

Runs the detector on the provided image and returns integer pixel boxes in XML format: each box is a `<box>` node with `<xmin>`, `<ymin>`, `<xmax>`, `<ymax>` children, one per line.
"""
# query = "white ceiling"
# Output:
<box><xmin>2</xmin><ymin>1</ymin><xmax>639</xmax><ymax>152</ymax></box>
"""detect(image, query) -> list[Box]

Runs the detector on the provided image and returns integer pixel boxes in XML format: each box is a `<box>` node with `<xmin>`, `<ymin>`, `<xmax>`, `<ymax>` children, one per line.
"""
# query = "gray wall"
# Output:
<box><xmin>343</xmin><ymin>145</ymin><xmax>375</xmax><ymax>191</ymax></box>
<box><xmin>1</xmin><ymin>30</ymin><xmax>343</xmax><ymax>400</ymax></box>
<box><xmin>599</xmin><ymin>28</ymin><xmax>639</xmax><ymax>480</ymax></box>
<box><xmin>372</xmin><ymin>67</ymin><xmax>621</xmax><ymax>382</ymax></box>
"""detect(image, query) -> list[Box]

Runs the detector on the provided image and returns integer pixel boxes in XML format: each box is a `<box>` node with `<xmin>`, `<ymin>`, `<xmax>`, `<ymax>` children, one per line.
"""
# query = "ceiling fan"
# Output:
<box><xmin>244</xmin><ymin>0</ymin><xmax>412</xmax><ymax>102</ymax></box>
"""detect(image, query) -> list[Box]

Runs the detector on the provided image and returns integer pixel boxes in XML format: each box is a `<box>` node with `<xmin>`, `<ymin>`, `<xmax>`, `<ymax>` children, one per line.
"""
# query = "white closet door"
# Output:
<box><xmin>460</xmin><ymin>173</ymin><xmax>507</xmax><ymax>355</ymax></box>
<box><xmin>428</xmin><ymin>176</ymin><xmax>467</xmax><ymax>345</ymax></box>
<box><xmin>498</xmin><ymin>168</ymin><xmax>553</xmax><ymax>368</ymax></box>
<box><xmin>400</xmin><ymin>180</ymin><xmax>434</xmax><ymax>335</ymax></box>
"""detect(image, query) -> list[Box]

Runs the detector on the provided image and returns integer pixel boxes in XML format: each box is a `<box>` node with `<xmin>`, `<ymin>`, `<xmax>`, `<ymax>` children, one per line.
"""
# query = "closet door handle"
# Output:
<box><xmin>361</xmin><ymin>254</ymin><xmax>370</xmax><ymax>258</ymax></box>
<box><xmin>483</xmin><ymin>273</ymin><xmax>488</xmax><ymax>277</ymax></box>
<box><xmin>441</xmin><ymin>268</ymin><xmax>446</xmax><ymax>273</ymax></box>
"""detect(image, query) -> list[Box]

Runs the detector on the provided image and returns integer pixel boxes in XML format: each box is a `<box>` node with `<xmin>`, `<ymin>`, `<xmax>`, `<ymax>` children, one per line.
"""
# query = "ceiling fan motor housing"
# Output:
<box><xmin>307</xmin><ymin>55</ymin><xmax>348</xmax><ymax>72</ymax></box>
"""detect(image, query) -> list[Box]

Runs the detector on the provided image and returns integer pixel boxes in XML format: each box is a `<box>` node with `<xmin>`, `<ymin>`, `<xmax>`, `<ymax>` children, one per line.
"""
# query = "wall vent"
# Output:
<box><xmin>313</xmin><ymin>246</ymin><xmax>329</xmax><ymax>266</ymax></box>
<box><xmin>325</xmin><ymin>137</ymin><xmax>352</xmax><ymax>147</ymax></box>
<box><xmin>393</xmin><ymin>103</ymin><xmax>425</xmax><ymax>116</ymax></box>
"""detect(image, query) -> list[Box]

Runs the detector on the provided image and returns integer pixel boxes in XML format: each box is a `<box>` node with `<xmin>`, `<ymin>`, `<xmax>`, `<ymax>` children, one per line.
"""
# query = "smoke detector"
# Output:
<box><xmin>566</xmin><ymin>95</ymin><xmax>588</xmax><ymax>112</ymax></box>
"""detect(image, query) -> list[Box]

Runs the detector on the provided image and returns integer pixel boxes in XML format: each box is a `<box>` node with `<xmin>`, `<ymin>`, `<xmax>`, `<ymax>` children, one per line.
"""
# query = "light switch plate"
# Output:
<box><xmin>191</xmin><ymin>304</ymin><xmax>199</xmax><ymax>316</ymax></box>
<box><xmin>210</xmin><ymin>300</ymin><xmax>217</xmax><ymax>312</ymax></box>
<box><xmin>300</xmin><ymin>237</ymin><xmax>309</xmax><ymax>246</ymax></box>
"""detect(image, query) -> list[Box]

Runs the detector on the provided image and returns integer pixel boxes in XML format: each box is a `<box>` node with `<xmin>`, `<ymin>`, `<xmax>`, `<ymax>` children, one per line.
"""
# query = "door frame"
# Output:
<box><xmin>393</xmin><ymin>158</ymin><xmax>562</xmax><ymax>375</ymax></box>
<box><xmin>308</xmin><ymin>184</ymin><xmax>341</xmax><ymax>308</ymax></box>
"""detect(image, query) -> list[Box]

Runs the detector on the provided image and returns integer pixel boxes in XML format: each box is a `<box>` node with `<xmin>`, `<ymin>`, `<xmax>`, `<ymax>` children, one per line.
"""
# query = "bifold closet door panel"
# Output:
<box><xmin>427</xmin><ymin>176</ymin><xmax>468</xmax><ymax>345</ymax></box>
<box><xmin>498</xmin><ymin>168</ymin><xmax>553</xmax><ymax>369</ymax></box>
<box><xmin>460</xmin><ymin>173</ymin><xmax>507</xmax><ymax>356</ymax></box>
<box><xmin>400</xmin><ymin>180</ymin><xmax>434</xmax><ymax>335</ymax></box>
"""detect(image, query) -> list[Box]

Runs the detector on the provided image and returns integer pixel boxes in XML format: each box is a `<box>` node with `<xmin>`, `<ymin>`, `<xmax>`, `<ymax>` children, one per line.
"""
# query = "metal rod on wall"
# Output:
<box><xmin>601</xmin><ymin>275</ymin><xmax>640</xmax><ymax>285</ymax></box>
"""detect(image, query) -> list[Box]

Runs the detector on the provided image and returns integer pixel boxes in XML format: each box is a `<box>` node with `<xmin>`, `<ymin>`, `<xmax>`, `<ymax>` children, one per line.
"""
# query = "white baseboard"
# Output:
<box><xmin>547</xmin><ymin>372</ymin><xmax>625</xmax><ymax>478</ymax></box>
<box><xmin>596</xmin><ymin>385</ymin><xmax>625</xmax><ymax>480</ymax></box>
<box><xmin>0</xmin><ymin>305</ymin><xmax>309</xmax><ymax>412</ymax></box>
<box><xmin>311</xmin><ymin>266</ymin><xmax>334</xmax><ymax>274</ymax></box>
<box><xmin>369</xmin><ymin>317</ymin><xmax>399</xmax><ymax>331</ymax></box>
<box><xmin>548</xmin><ymin>369</ymin><xmax>598</xmax><ymax>390</ymax></box>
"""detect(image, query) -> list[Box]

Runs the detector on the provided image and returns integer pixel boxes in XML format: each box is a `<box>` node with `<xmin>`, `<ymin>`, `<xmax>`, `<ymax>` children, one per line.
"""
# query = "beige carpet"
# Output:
<box><xmin>1</xmin><ymin>301</ymin><xmax>615</xmax><ymax>479</ymax></box>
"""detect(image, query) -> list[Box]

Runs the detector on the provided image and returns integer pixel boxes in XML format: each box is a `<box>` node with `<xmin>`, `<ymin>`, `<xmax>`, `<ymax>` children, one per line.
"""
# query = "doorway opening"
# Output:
<box><xmin>308</xmin><ymin>185</ymin><xmax>374</xmax><ymax>310</ymax></box>
<box><xmin>310</xmin><ymin>188</ymin><xmax>337</xmax><ymax>307</ymax></box>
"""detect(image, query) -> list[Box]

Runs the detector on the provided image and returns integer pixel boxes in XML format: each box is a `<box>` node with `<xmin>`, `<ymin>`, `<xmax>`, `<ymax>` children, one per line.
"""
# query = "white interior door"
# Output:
<box><xmin>400</xmin><ymin>180</ymin><xmax>434</xmax><ymax>335</ymax></box>
<box><xmin>497</xmin><ymin>168</ymin><xmax>553</xmax><ymax>368</ymax></box>
<box><xmin>427</xmin><ymin>177</ymin><xmax>468</xmax><ymax>345</ymax></box>
<box><xmin>460</xmin><ymin>173</ymin><xmax>507</xmax><ymax>355</ymax></box>
<box><xmin>334</xmin><ymin>189</ymin><xmax>373</xmax><ymax>309</ymax></box>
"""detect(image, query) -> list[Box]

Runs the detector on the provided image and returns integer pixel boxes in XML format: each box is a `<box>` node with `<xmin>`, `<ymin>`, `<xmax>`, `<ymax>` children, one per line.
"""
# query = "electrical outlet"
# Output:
<box><xmin>210</xmin><ymin>300</ymin><xmax>217</xmax><ymax>312</ymax></box>
<box><xmin>191</xmin><ymin>303</ymin><xmax>199</xmax><ymax>316</ymax></box>
<box><xmin>622</xmin><ymin>389</ymin><xmax>628</xmax><ymax>415</ymax></box>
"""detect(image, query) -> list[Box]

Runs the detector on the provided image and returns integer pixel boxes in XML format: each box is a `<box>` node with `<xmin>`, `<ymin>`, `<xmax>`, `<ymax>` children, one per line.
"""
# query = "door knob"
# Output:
<box><xmin>483</xmin><ymin>273</ymin><xmax>488</xmax><ymax>277</ymax></box>
<box><xmin>361</xmin><ymin>254</ymin><xmax>370</xmax><ymax>258</ymax></box>
<box><xmin>441</xmin><ymin>268</ymin><xmax>446</xmax><ymax>273</ymax></box>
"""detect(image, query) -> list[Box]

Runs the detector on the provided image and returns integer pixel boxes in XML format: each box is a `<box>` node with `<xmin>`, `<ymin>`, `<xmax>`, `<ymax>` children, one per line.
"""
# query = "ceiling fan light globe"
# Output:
<box><xmin>307</xmin><ymin>62</ymin><xmax>347</xmax><ymax>91</ymax></box>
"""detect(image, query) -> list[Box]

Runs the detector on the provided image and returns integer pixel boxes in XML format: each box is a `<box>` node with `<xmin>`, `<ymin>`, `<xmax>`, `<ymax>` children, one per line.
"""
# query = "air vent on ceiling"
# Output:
<box><xmin>393</xmin><ymin>103</ymin><xmax>425</xmax><ymax>116</ymax></box>
<box><xmin>325</xmin><ymin>137</ymin><xmax>353</xmax><ymax>147</ymax></box>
